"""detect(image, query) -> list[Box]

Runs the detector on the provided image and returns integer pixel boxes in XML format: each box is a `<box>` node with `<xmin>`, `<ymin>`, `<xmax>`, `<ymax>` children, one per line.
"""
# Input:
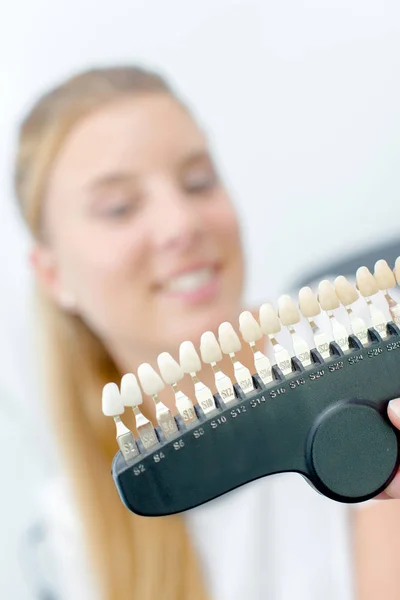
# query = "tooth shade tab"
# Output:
<box><xmin>356</xmin><ymin>266</ymin><xmax>379</xmax><ymax>297</ymax></box>
<box><xmin>374</xmin><ymin>259</ymin><xmax>396</xmax><ymax>290</ymax></box>
<box><xmin>239</xmin><ymin>311</ymin><xmax>263</xmax><ymax>343</ymax></box>
<box><xmin>395</xmin><ymin>257</ymin><xmax>400</xmax><ymax>285</ymax></box>
<box><xmin>218</xmin><ymin>322</ymin><xmax>242</xmax><ymax>354</ymax></box>
<box><xmin>137</xmin><ymin>363</ymin><xmax>165</xmax><ymax>396</ymax></box>
<box><xmin>102</xmin><ymin>382</ymin><xmax>124</xmax><ymax>417</ymax></box>
<box><xmin>334</xmin><ymin>276</ymin><xmax>359</xmax><ymax>307</ymax></box>
<box><xmin>259</xmin><ymin>303</ymin><xmax>281</xmax><ymax>335</ymax></box>
<box><xmin>157</xmin><ymin>352</ymin><xmax>184</xmax><ymax>385</ymax></box>
<box><xmin>200</xmin><ymin>331</ymin><xmax>223</xmax><ymax>364</ymax></box>
<box><xmin>120</xmin><ymin>373</ymin><xmax>143</xmax><ymax>407</ymax></box>
<box><xmin>298</xmin><ymin>287</ymin><xmax>321</xmax><ymax>318</ymax></box>
<box><xmin>318</xmin><ymin>280</ymin><xmax>340</xmax><ymax>311</ymax></box>
<box><xmin>278</xmin><ymin>295</ymin><xmax>300</xmax><ymax>326</ymax></box>
<box><xmin>179</xmin><ymin>341</ymin><xmax>202</xmax><ymax>373</ymax></box>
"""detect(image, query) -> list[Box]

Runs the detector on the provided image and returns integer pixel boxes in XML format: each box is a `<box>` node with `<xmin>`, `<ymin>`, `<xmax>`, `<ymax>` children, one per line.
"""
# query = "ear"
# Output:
<box><xmin>30</xmin><ymin>244</ymin><xmax>77</xmax><ymax>311</ymax></box>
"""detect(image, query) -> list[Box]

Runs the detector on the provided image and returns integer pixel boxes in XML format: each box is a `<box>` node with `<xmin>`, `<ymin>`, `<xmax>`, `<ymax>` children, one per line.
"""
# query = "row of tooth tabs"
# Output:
<box><xmin>102</xmin><ymin>258</ymin><xmax>400</xmax><ymax>463</ymax></box>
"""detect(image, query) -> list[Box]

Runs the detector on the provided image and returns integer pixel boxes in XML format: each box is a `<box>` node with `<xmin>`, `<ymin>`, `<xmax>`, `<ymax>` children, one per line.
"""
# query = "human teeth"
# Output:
<box><xmin>166</xmin><ymin>268</ymin><xmax>214</xmax><ymax>292</ymax></box>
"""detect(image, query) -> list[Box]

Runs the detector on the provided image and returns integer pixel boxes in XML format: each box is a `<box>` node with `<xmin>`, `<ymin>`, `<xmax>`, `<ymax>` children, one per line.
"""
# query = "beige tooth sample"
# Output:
<box><xmin>218</xmin><ymin>322</ymin><xmax>254</xmax><ymax>394</ymax></box>
<box><xmin>278</xmin><ymin>295</ymin><xmax>311</xmax><ymax>367</ymax></box>
<box><xmin>334</xmin><ymin>276</ymin><xmax>368</xmax><ymax>345</ymax></box>
<box><xmin>375</xmin><ymin>258</ymin><xmax>400</xmax><ymax>327</ymax></box>
<box><xmin>102</xmin><ymin>382</ymin><xmax>139</xmax><ymax>463</ymax></box>
<box><xmin>318</xmin><ymin>280</ymin><xmax>349</xmax><ymax>351</ymax></box>
<box><xmin>120</xmin><ymin>373</ymin><xmax>159</xmax><ymax>449</ymax></box>
<box><xmin>137</xmin><ymin>363</ymin><xmax>178</xmax><ymax>438</ymax></box>
<box><xmin>239</xmin><ymin>311</ymin><xmax>273</xmax><ymax>384</ymax></box>
<box><xmin>356</xmin><ymin>266</ymin><xmax>387</xmax><ymax>338</ymax></box>
<box><xmin>157</xmin><ymin>352</ymin><xmax>198</xmax><ymax>425</ymax></box>
<box><xmin>298</xmin><ymin>286</ymin><xmax>330</xmax><ymax>359</ymax></box>
<box><xmin>200</xmin><ymin>331</ymin><xmax>236</xmax><ymax>405</ymax></box>
<box><xmin>259</xmin><ymin>303</ymin><xmax>292</xmax><ymax>375</ymax></box>
<box><xmin>179</xmin><ymin>341</ymin><xmax>217</xmax><ymax>414</ymax></box>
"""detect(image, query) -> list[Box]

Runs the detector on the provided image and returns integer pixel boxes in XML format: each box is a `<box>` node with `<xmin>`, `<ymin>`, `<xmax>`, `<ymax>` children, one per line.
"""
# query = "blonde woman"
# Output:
<box><xmin>14</xmin><ymin>65</ymin><xmax>400</xmax><ymax>600</ymax></box>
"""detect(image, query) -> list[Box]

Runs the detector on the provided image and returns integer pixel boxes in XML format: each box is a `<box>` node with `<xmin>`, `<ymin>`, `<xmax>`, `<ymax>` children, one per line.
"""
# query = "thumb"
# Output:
<box><xmin>388</xmin><ymin>398</ymin><xmax>400</xmax><ymax>430</ymax></box>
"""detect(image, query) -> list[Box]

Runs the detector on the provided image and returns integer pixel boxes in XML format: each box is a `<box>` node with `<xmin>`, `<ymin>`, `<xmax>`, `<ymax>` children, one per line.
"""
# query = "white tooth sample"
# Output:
<box><xmin>137</xmin><ymin>363</ymin><xmax>165</xmax><ymax>396</ymax></box>
<box><xmin>278</xmin><ymin>295</ymin><xmax>311</xmax><ymax>366</ymax></box>
<box><xmin>179</xmin><ymin>341</ymin><xmax>216</xmax><ymax>414</ymax></box>
<box><xmin>239</xmin><ymin>311</ymin><xmax>272</xmax><ymax>384</ymax></box>
<box><xmin>334</xmin><ymin>276</ymin><xmax>368</xmax><ymax>345</ymax></box>
<box><xmin>298</xmin><ymin>287</ymin><xmax>330</xmax><ymax>359</ymax></box>
<box><xmin>318</xmin><ymin>280</ymin><xmax>349</xmax><ymax>351</ymax></box>
<box><xmin>356</xmin><ymin>266</ymin><xmax>387</xmax><ymax>337</ymax></box>
<box><xmin>167</xmin><ymin>268</ymin><xmax>213</xmax><ymax>292</ymax></box>
<box><xmin>102</xmin><ymin>382</ymin><xmax>139</xmax><ymax>462</ymax></box>
<box><xmin>259</xmin><ymin>303</ymin><xmax>292</xmax><ymax>375</ymax></box>
<box><xmin>218</xmin><ymin>322</ymin><xmax>254</xmax><ymax>394</ymax></box>
<box><xmin>200</xmin><ymin>331</ymin><xmax>235</xmax><ymax>405</ymax></box>
<box><xmin>121</xmin><ymin>373</ymin><xmax>143</xmax><ymax>406</ymax></box>
<box><xmin>157</xmin><ymin>352</ymin><xmax>197</xmax><ymax>424</ymax></box>
<box><xmin>374</xmin><ymin>259</ymin><xmax>400</xmax><ymax>327</ymax></box>
<box><xmin>102</xmin><ymin>382</ymin><xmax>124</xmax><ymax>416</ymax></box>
<box><xmin>137</xmin><ymin>363</ymin><xmax>178</xmax><ymax>438</ymax></box>
<box><xmin>259</xmin><ymin>302</ymin><xmax>292</xmax><ymax>373</ymax></box>
<box><xmin>120</xmin><ymin>372</ymin><xmax>158</xmax><ymax>449</ymax></box>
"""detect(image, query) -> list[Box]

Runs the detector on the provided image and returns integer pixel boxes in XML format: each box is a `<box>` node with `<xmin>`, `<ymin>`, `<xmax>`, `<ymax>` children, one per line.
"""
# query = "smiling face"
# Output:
<box><xmin>33</xmin><ymin>93</ymin><xmax>244</xmax><ymax>367</ymax></box>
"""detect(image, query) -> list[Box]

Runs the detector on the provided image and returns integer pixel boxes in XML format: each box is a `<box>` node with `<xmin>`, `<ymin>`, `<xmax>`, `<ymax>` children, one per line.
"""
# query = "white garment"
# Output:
<box><xmin>36</xmin><ymin>472</ymin><xmax>353</xmax><ymax>600</ymax></box>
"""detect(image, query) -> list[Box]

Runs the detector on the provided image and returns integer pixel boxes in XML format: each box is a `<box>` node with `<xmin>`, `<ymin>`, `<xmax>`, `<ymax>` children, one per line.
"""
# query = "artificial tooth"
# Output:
<box><xmin>375</xmin><ymin>258</ymin><xmax>400</xmax><ymax>327</ymax></box>
<box><xmin>277</xmin><ymin>295</ymin><xmax>311</xmax><ymax>367</ymax></box>
<box><xmin>334</xmin><ymin>276</ymin><xmax>368</xmax><ymax>345</ymax></box>
<box><xmin>120</xmin><ymin>373</ymin><xmax>159</xmax><ymax>450</ymax></box>
<box><xmin>157</xmin><ymin>353</ymin><xmax>197</xmax><ymax>425</ymax></box>
<box><xmin>102</xmin><ymin>382</ymin><xmax>139</xmax><ymax>463</ymax></box>
<box><xmin>259</xmin><ymin>303</ymin><xmax>292</xmax><ymax>375</ymax></box>
<box><xmin>239</xmin><ymin>311</ymin><xmax>273</xmax><ymax>384</ymax></box>
<box><xmin>200</xmin><ymin>331</ymin><xmax>236</xmax><ymax>405</ymax></box>
<box><xmin>356</xmin><ymin>266</ymin><xmax>387</xmax><ymax>338</ymax></box>
<box><xmin>179</xmin><ymin>341</ymin><xmax>217</xmax><ymax>415</ymax></box>
<box><xmin>218</xmin><ymin>322</ymin><xmax>254</xmax><ymax>394</ymax></box>
<box><xmin>136</xmin><ymin>364</ymin><xmax>178</xmax><ymax>439</ymax></box>
<box><xmin>298</xmin><ymin>287</ymin><xmax>330</xmax><ymax>359</ymax></box>
<box><xmin>318</xmin><ymin>280</ymin><xmax>349</xmax><ymax>351</ymax></box>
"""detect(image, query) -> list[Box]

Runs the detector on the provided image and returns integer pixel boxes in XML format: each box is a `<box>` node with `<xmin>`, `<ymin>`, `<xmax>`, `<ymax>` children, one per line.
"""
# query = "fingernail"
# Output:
<box><xmin>388</xmin><ymin>398</ymin><xmax>400</xmax><ymax>419</ymax></box>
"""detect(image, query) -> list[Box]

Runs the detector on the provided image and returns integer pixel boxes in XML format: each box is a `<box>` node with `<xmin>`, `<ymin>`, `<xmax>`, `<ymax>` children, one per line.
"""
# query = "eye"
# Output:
<box><xmin>90</xmin><ymin>194</ymin><xmax>142</xmax><ymax>220</ymax></box>
<box><xmin>182</xmin><ymin>166</ymin><xmax>218</xmax><ymax>194</ymax></box>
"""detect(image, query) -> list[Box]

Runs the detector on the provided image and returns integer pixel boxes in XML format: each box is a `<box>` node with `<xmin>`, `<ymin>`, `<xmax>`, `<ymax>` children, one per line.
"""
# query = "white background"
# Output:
<box><xmin>1</xmin><ymin>1</ymin><xmax>400</xmax><ymax>598</ymax></box>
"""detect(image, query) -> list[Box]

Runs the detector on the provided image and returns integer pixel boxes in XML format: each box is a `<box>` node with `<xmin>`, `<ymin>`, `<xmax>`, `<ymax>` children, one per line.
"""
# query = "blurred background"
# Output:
<box><xmin>1</xmin><ymin>0</ymin><xmax>400</xmax><ymax>597</ymax></box>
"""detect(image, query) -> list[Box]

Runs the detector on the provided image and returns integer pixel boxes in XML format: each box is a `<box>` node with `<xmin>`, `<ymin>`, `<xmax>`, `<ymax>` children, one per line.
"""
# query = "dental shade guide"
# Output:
<box><xmin>103</xmin><ymin>259</ymin><xmax>400</xmax><ymax>517</ymax></box>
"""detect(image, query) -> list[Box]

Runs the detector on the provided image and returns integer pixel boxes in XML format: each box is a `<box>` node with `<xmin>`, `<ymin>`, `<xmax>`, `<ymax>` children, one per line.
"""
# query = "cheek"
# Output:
<box><xmin>204</xmin><ymin>200</ymin><xmax>241</xmax><ymax>247</ymax></box>
<box><xmin>57</xmin><ymin>226</ymin><xmax>147</xmax><ymax>302</ymax></box>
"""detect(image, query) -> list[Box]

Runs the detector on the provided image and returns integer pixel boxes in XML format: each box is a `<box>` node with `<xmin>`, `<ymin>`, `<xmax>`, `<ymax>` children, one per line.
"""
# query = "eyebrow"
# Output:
<box><xmin>86</xmin><ymin>150</ymin><xmax>212</xmax><ymax>192</ymax></box>
<box><xmin>87</xmin><ymin>172</ymin><xmax>137</xmax><ymax>192</ymax></box>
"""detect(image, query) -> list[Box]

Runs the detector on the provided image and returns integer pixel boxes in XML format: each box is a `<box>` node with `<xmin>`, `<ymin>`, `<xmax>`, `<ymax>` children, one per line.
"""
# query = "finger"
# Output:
<box><xmin>388</xmin><ymin>398</ymin><xmax>400</xmax><ymax>429</ymax></box>
<box><xmin>385</xmin><ymin>470</ymin><xmax>400</xmax><ymax>499</ymax></box>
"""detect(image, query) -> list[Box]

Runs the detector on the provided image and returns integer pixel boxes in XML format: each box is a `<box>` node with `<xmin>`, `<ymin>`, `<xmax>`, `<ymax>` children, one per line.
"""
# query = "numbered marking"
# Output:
<box><xmin>133</xmin><ymin>464</ymin><xmax>146</xmax><ymax>476</ymax></box>
<box><xmin>230</xmin><ymin>405</ymin><xmax>247</xmax><ymax>417</ymax></box>
<box><xmin>309</xmin><ymin>369</ymin><xmax>325</xmax><ymax>381</ymax></box>
<box><xmin>348</xmin><ymin>354</ymin><xmax>364</xmax><ymax>365</ymax></box>
<box><xmin>328</xmin><ymin>361</ymin><xmax>344</xmax><ymax>372</ymax></box>
<box><xmin>173</xmin><ymin>439</ymin><xmax>185</xmax><ymax>451</ymax></box>
<box><xmin>368</xmin><ymin>347</ymin><xmax>383</xmax><ymax>358</ymax></box>
<box><xmin>193</xmin><ymin>427</ymin><xmax>205</xmax><ymax>439</ymax></box>
<box><xmin>210</xmin><ymin>416</ymin><xmax>228</xmax><ymax>429</ymax></box>
<box><xmin>270</xmin><ymin>387</ymin><xmax>286</xmax><ymax>399</ymax></box>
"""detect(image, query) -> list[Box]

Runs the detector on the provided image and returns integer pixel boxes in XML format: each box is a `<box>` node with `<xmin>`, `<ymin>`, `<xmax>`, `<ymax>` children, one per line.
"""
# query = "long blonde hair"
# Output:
<box><xmin>14</xmin><ymin>66</ymin><xmax>208</xmax><ymax>600</ymax></box>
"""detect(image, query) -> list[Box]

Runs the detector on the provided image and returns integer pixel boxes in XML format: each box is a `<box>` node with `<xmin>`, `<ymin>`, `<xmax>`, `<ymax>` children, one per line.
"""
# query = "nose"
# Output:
<box><xmin>149</xmin><ymin>186</ymin><xmax>203</xmax><ymax>252</ymax></box>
